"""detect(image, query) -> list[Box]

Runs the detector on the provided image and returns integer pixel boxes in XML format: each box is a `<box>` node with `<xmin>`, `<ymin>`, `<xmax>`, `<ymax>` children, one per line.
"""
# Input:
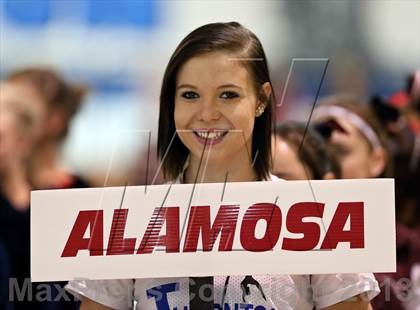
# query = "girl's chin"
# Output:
<box><xmin>189</xmin><ymin>150</ymin><xmax>231</xmax><ymax>164</ymax></box>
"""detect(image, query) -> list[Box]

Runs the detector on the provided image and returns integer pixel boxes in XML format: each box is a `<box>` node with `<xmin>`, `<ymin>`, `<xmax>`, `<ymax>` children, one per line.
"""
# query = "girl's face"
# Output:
<box><xmin>271</xmin><ymin>137</ymin><xmax>311</xmax><ymax>180</ymax></box>
<box><xmin>174</xmin><ymin>52</ymin><xmax>264</xmax><ymax>166</ymax></box>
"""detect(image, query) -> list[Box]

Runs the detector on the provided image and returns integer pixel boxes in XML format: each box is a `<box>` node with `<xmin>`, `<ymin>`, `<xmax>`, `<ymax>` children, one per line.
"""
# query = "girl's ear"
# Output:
<box><xmin>369</xmin><ymin>147</ymin><xmax>387</xmax><ymax>178</ymax></box>
<box><xmin>255</xmin><ymin>82</ymin><xmax>272</xmax><ymax>117</ymax></box>
<box><xmin>260</xmin><ymin>82</ymin><xmax>272</xmax><ymax>106</ymax></box>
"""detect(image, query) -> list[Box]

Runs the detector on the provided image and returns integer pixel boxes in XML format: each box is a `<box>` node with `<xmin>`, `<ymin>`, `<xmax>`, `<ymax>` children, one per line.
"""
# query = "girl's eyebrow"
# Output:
<box><xmin>176</xmin><ymin>83</ymin><xmax>243</xmax><ymax>90</ymax></box>
<box><xmin>176</xmin><ymin>84</ymin><xmax>197</xmax><ymax>90</ymax></box>
<box><xmin>218</xmin><ymin>83</ymin><xmax>242</xmax><ymax>90</ymax></box>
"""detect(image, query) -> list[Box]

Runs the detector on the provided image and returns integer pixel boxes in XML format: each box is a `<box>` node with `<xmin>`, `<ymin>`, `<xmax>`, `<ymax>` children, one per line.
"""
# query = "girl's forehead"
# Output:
<box><xmin>176</xmin><ymin>52</ymin><xmax>253</xmax><ymax>87</ymax></box>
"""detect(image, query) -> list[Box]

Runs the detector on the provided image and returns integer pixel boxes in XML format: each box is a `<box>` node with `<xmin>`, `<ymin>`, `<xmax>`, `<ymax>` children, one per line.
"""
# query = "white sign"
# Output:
<box><xmin>31</xmin><ymin>179</ymin><xmax>396</xmax><ymax>282</ymax></box>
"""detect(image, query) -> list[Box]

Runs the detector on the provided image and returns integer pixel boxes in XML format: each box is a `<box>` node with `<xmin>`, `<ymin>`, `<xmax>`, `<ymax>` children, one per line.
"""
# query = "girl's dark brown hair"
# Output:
<box><xmin>158</xmin><ymin>22</ymin><xmax>276</xmax><ymax>181</ymax></box>
<box><xmin>274</xmin><ymin>121</ymin><xmax>341</xmax><ymax>180</ymax></box>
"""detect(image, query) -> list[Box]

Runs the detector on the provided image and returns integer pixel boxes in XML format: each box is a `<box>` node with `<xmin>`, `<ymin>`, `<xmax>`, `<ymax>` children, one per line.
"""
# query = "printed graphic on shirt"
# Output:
<box><xmin>142</xmin><ymin>276</ymin><xmax>278</xmax><ymax>310</ymax></box>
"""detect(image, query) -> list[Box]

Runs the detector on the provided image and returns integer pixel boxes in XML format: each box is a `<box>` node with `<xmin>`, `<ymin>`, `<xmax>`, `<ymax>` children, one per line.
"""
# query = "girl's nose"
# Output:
<box><xmin>198</xmin><ymin>100</ymin><xmax>221</xmax><ymax>122</ymax></box>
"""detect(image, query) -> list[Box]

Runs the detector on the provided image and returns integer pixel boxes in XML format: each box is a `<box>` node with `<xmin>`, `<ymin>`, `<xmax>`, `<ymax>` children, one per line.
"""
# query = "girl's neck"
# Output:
<box><xmin>183</xmin><ymin>152</ymin><xmax>259</xmax><ymax>183</ymax></box>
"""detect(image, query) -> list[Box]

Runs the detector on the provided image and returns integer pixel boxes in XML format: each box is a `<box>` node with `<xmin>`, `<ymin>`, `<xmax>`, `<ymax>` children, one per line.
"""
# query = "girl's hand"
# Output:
<box><xmin>322</xmin><ymin>293</ymin><xmax>372</xmax><ymax>310</ymax></box>
<box><xmin>79</xmin><ymin>297</ymin><xmax>114</xmax><ymax>310</ymax></box>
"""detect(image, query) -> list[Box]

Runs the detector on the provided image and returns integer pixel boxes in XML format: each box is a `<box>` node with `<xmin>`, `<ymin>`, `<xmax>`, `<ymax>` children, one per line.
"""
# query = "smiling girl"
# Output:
<box><xmin>67</xmin><ymin>22</ymin><xmax>379</xmax><ymax>310</ymax></box>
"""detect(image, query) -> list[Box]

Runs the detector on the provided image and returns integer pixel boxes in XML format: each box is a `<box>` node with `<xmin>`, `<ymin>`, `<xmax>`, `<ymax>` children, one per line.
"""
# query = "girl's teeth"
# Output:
<box><xmin>196</xmin><ymin>131</ymin><xmax>225</xmax><ymax>139</ymax></box>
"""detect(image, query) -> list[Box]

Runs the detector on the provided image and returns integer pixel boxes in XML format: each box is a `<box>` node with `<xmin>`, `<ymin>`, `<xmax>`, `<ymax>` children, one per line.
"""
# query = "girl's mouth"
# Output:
<box><xmin>193</xmin><ymin>129</ymin><xmax>229</xmax><ymax>145</ymax></box>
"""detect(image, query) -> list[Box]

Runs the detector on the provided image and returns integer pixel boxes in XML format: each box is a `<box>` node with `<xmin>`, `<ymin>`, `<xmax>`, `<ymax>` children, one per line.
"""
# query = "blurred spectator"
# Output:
<box><xmin>0</xmin><ymin>82</ymin><xmax>44</xmax><ymax>309</ymax></box>
<box><xmin>371</xmin><ymin>71</ymin><xmax>420</xmax><ymax>229</ymax></box>
<box><xmin>271</xmin><ymin>121</ymin><xmax>339</xmax><ymax>180</ymax></box>
<box><xmin>6</xmin><ymin>68</ymin><xmax>89</xmax><ymax>189</ymax></box>
<box><xmin>312</xmin><ymin>94</ymin><xmax>392</xmax><ymax>179</ymax></box>
<box><xmin>4</xmin><ymin>68</ymin><xmax>87</xmax><ymax>309</ymax></box>
<box><xmin>312</xmin><ymin>94</ymin><xmax>420</xmax><ymax>310</ymax></box>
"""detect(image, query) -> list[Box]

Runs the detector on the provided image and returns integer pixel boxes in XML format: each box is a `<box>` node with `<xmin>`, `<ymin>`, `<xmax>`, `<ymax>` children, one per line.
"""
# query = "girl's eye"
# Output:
<box><xmin>181</xmin><ymin>91</ymin><xmax>199</xmax><ymax>99</ymax></box>
<box><xmin>220</xmin><ymin>91</ymin><xmax>239</xmax><ymax>99</ymax></box>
